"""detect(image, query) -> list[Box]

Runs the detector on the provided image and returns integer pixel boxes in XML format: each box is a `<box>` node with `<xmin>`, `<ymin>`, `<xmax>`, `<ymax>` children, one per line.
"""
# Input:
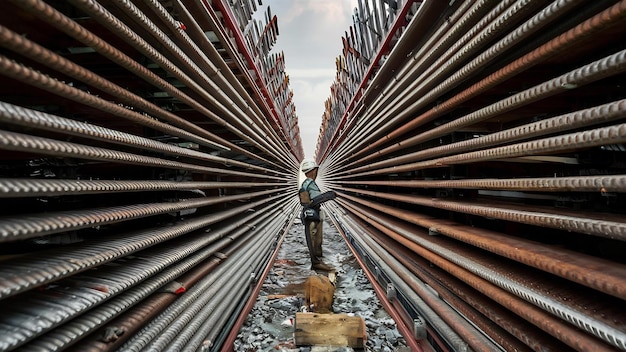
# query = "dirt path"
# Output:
<box><xmin>235</xmin><ymin>216</ymin><xmax>408</xmax><ymax>351</ymax></box>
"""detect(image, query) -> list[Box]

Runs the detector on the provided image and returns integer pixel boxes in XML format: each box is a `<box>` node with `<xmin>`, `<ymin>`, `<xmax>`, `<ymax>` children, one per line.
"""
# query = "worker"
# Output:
<box><xmin>299</xmin><ymin>159</ymin><xmax>335</xmax><ymax>271</ymax></box>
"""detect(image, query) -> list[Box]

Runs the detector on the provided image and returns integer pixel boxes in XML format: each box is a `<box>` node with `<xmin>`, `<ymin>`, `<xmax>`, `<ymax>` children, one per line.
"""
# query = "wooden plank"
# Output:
<box><xmin>294</xmin><ymin>312</ymin><xmax>366</xmax><ymax>348</ymax></box>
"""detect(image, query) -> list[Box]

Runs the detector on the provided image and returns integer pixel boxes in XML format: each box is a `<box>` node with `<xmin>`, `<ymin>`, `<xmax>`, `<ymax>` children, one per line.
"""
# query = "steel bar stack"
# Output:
<box><xmin>0</xmin><ymin>0</ymin><xmax>302</xmax><ymax>351</ymax></box>
<box><xmin>317</xmin><ymin>0</ymin><xmax>626</xmax><ymax>351</ymax></box>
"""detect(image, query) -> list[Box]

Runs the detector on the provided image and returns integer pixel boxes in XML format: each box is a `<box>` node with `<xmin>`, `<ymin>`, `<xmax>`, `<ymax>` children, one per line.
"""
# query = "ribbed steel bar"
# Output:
<box><xmin>171</xmin><ymin>3</ymin><xmax>297</xmax><ymax>165</ymax></box>
<box><xmin>337</xmin><ymin>191</ymin><xmax>626</xmax><ymax>301</ymax></box>
<box><xmin>338</xmin><ymin>185</ymin><xmax>626</xmax><ymax>241</ymax></box>
<box><xmin>348</xmin><ymin>98</ymin><xmax>626</xmax><ymax>174</ymax></box>
<box><xmin>384</xmin><ymin>241</ymin><xmax>555</xmax><ymax>352</ymax></box>
<box><xmin>324</xmin><ymin>211</ymin><xmax>425</xmax><ymax>352</ymax></box>
<box><xmin>0</xmin><ymin>102</ymin><xmax>288</xmax><ymax>176</ymax></box>
<box><xmin>62</xmin><ymin>0</ymin><xmax>283</xmax><ymax>161</ymax></box>
<box><xmin>336</xmin><ymin>0</ymin><xmax>525</xmax><ymax>160</ymax></box>
<box><xmin>26</xmin><ymin>202</ymin><xmax>291</xmax><ymax>352</ymax></box>
<box><xmin>326</xmin><ymin>202</ymin><xmax>478</xmax><ymax>351</ymax></box>
<box><xmin>0</xmin><ymin>194</ymin><xmax>290</xmax><ymax>301</ymax></box>
<box><xmin>219</xmin><ymin>208</ymin><xmax>298</xmax><ymax>351</ymax></box>
<box><xmin>338</xmin><ymin>122</ymin><xmax>626</xmax><ymax>180</ymax></box>
<box><xmin>340</xmin><ymin>203</ymin><xmax>610</xmax><ymax>351</ymax></box>
<box><xmin>319</xmin><ymin>0</ymin><xmax>452</xmax><ymax>163</ymax></box>
<box><xmin>336</xmin><ymin>198</ymin><xmax>625</xmax><ymax>351</ymax></box>
<box><xmin>337</xmin><ymin>0</ymin><xmax>588</xmax><ymax>165</ymax></box>
<box><xmin>316</xmin><ymin>1</ymin><xmax>625</xmax><ymax>351</ymax></box>
<box><xmin>0</xmin><ymin>130</ymin><xmax>285</xmax><ymax>181</ymax></box>
<box><xmin>119</xmin><ymin>218</ymin><xmax>279</xmax><ymax>352</ymax></box>
<box><xmin>203</xmin><ymin>0</ymin><xmax>301</xmax><ymax>161</ymax></box>
<box><xmin>0</xmin><ymin>178</ymin><xmax>281</xmax><ymax>198</ymax></box>
<box><xmin>97</xmin><ymin>0</ymin><xmax>290</xmax><ymax>165</ymax></box>
<box><xmin>0</xmin><ymin>23</ymin><xmax>230</xmax><ymax>152</ymax></box>
<box><xmin>327</xmin><ymin>0</ymin><xmax>504</xmax><ymax>163</ymax></box>
<box><xmin>338</xmin><ymin>203</ymin><xmax>505</xmax><ymax>352</ymax></box>
<box><xmin>171</xmin><ymin>213</ymin><xmax>290</xmax><ymax>350</ymax></box>
<box><xmin>348</xmin><ymin>0</ymin><xmax>626</xmax><ymax>166</ymax></box>
<box><xmin>339</xmin><ymin>174</ymin><xmax>626</xmax><ymax>193</ymax></box>
<box><xmin>0</xmin><ymin>0</ymin><xmax>300</xmax><ymax>351</ymax></box>
<box><xmin>0</xmin><ymin>200</ymin><xmax>291</xmax><ymax>351</ymax></box>
<box><xmin>0</xmin><ymin>56</ymin><xmax>223</xmax><ymax>152</ymax></box>
<box><xmin>142</xmin><ymin>0</ymin><xmax>294</xmax><ymax>162</ymax></box>
<box><xmin>0</xmin><ymin>189</ymin><xmax>287</xmax><ymax>243</ymax></box>
<box><xmin>6</xmin><ymin>0</ymin><xmax>286</xmax><ymax>170</ymax></box>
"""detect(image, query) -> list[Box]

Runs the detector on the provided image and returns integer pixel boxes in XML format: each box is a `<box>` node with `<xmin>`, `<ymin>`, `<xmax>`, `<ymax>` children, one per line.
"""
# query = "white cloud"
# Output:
<box><xmin>287</xmin><ymin>68</ymin><xmax>337</xmax><ymax>78</ymax></box>
<box><xmin>255</xmin><ymin>0</ymin><xmax>357</xmax><ymax>158</ymax></box>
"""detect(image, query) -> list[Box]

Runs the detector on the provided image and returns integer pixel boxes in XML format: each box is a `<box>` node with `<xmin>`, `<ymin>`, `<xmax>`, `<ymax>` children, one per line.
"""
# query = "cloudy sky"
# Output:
<box><xmin>255</xmin><ymin>0</ymin><xmax>358</xmax><ymax>159</ymax></box>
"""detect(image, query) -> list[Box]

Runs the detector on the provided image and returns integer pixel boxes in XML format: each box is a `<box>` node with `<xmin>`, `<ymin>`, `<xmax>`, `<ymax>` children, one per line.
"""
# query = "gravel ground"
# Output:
<box><xmin>234</xmin><ymin>216</ymin><xmax>408</xmax><ymax>351</ymax></box>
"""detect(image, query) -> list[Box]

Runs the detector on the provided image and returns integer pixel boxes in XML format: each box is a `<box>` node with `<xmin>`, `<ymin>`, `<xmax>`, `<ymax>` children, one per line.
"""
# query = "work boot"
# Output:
<box><xmin>311</xmin><ymin>261</ymin><xmax>334</xmax><ymax>271</ymax></box>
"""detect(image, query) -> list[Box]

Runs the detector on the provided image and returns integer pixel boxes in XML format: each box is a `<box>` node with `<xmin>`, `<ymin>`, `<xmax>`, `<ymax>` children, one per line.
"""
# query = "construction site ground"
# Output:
<box><xmin>235</xmin><ymin>216</ymin><xmax>409</xmax><ymax>351</ymax></box>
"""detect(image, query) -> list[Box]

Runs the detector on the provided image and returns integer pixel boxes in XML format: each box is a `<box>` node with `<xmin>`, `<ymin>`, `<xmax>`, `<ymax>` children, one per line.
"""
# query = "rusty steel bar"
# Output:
<box><xmin>343</xmin><ymin>0</ymin><xmax>517</xmax><ymax>146</ymax></box>
<box><xmin>336</xmin><ymin>198</ymin><xmax>624</xmax><ymax>351</ymax></box>
<box><xmin>386</xmin><ymin>242</ymin><xmax>554</xmax><ymax>352</ymax></box>
<box><xmin>6</xmin><ymin>0</ymin><xmax>288</xmax><ymax>170</ymax></box>
<box><xmin>23</xmin><ymin>202</ymin><xmax>293</xmax><ymax>352</ymax></box>
<box><xmin>203</xmin><ymin>0</ymin><xmax>295</xmax><ymax>156</ymax></box>
<box><xmin>0</xmin><ymin>55</ymin><xmax>224</xmax><ymax>152</ymax></box>
<box><xmin>338</xmin><ymin>174</ymin><xmax>626</xmax><ymax>193</ymax></box>
<box><xmin>341</xmin><ymin>207</ymin><xmax>503</xmax><ymax>352</ymax></box>
<box><xmin>144</xmin><ymin>0</ymin><xmax>293</xmax><ymax>161</ymax></box>
<box><xmin>338</xmin><ymin>185</ymin><xmax>626</xmax><ymax>241</ymax></box>
<box><xmin>334</xmin><ymin>1</ymin><xmax>580</xmax><ymax>164</ymax></box>
<box><xmin>118</xmin><ymin>217</ymin><xmax>280</xmax><ymax>351</ymax></box>
<box><xmin>348</xmin><ymin>99</ymin><xmax>626</xmax><ymax>174</ymax></box>
<box><xmin>327</xmin><ymin>0</ymin><xmax>505</xmax><ymax>163</ymax></box>
<box><xmin>346</xmin><ymin>0</ymin><xmax>626</xmax><ymax>166</ymax></box>
<box><xmin>339</xmin><ymin>121</ymin><xmax>626</xmax><ymax>180</ymax></box>
<box><xmin>0</xmin><ymin>195</ymin><xmax>291</xmax><ymax>301</ymax></box>
<box><xmin>328</xmin><ymin>202</ymin><xmax>493</xmax><ymax>352</ymax></box>
<box><xmin>0</xmin><ymin>178</ymin><xmax>282</xmax><ymax>198</ymax></box>
<box><xmin>319</xmin><ymin>0</ymin><xmax>452</xmax><ymax>162</ymax></box>
<box><xmin>0</xmin><ymin>201</ymin><xmax>291</xmax><ymax>351</ymax></box>
<box><xmin>71</xmin><ymin>257</ymin><xmax>226</xmax><ymax>352</ymax></box>
<box><xmin>0</xmin><ymin>189</ymin><xmax>287</xmax><ymax>243</ymax></box>
<box><xmin>219</xmin><ymin>211</ymin><xmax>297</xmax><ymax>352</ymax></box>
<box><xmin>170</xmin><ymin>1</ymin><xmax>296</xmax><ymax>163</ymax></box>
<box><xmin>325</xmin><ymin>210</ymin><xmax>425</xmax><ymax>352</ymax></box>
<box><xmin>0</xmin><ymin>102</ymin><xmax>288</xmax><ymax>177</ymax></box>
<box><xmin>337</xmin><ymin>191</ymin><xmax>626</xmax><ymax>301</ymax></box>
<box><xmin>98</xmin><ymin>0</ymin><xmax>291</xmax><ymax>165</ymax></box>
<box><xmin>0</xmin><ymin>0</ymin><xmax>300</xmax><ymax>351</ymax></box>
<box><xmin>0</xmin><ymin>130</ymin><xmax>286</xmax><ymax>182</ymax></box>
<box><xmin>0</xmin><ymin>23</ymin><xmax>231</xmax><ymax>152</ymax></box>
<box><xmin>337</xmin><ymin>47</ymin><xmax>626</xmax><ymax>175</ymax></box>
<box><xmin>63</xmin><ymin>0</ymin><xmax>283</xmax><ymax>160</ymax></box>
<box><xmin>173</xmin><ymin>212</ymin><xmax>292</xmax><ymax>350</ymax></box>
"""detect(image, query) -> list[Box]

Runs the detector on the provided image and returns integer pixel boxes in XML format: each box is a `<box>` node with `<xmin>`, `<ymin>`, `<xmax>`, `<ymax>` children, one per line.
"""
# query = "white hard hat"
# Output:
<box><xmin>301</xmin><ymin>159</ymin><xmax>319</xmax><ymax>174</ymax></box>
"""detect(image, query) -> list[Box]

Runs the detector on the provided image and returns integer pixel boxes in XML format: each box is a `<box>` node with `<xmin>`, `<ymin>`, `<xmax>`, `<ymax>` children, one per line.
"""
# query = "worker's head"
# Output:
<box><xmin>301</xmin><ymin>159</ymin><xmax>319</xmax><ymax>178</ymax></box>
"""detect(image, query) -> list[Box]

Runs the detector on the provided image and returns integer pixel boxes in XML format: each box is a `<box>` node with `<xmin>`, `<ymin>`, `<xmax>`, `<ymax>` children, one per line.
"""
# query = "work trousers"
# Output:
<box><xmin>304</xmin><ymin>218</ymin><xmax>324</xmax><ymax>264</ymax></box>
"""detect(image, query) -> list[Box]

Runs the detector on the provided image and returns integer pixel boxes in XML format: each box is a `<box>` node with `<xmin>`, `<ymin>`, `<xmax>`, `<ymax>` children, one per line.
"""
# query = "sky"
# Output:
<box><xmin>255</xmin><ymin>0</ymin><xmax>358</xmax><ymax>159</ymax></box>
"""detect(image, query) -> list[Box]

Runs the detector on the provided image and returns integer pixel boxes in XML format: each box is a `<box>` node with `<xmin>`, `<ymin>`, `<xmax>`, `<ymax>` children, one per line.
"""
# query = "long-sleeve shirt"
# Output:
<box><xmin>301</xmin><ymin>178</ymin><xmax>322</xmax><ymax>199</ymax></box>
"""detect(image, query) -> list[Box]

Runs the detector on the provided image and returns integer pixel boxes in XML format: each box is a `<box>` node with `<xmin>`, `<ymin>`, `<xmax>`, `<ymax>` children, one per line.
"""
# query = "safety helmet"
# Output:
<box><xmin>301</xmin><ymin>159</ymin><xmax>319</xmax><ymax>174</ymax></box>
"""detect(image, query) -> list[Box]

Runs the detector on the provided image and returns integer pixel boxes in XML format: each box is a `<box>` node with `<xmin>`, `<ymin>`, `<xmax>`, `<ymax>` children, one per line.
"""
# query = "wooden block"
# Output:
<box><xmin>305</xmin><ymin>275</ymin><xmax>335</xmax><ymax>313</ymax></box>
<box><xmin>294</xmin><ymin>312</ymin><xmax>366</xmax><ymax>348</ymax></box>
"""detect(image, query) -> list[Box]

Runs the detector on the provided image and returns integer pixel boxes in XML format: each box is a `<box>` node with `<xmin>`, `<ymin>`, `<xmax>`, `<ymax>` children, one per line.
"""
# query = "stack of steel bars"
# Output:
<box><xmin>318</xmin><ymin>0</ymin><xmax>626</xmax><ymax>351</ymax></box>
<box><xmin>0</xmin><ymin>0</ymin><xmax>302</xmax><ymax>351</ymax></box>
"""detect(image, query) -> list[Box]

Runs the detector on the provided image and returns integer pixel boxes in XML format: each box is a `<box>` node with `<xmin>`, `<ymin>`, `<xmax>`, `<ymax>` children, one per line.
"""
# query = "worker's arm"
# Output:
<box><xmin>309</xmin><ymin>191</ymin><xmax>336</xmax><ymax>208</ymax></box>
